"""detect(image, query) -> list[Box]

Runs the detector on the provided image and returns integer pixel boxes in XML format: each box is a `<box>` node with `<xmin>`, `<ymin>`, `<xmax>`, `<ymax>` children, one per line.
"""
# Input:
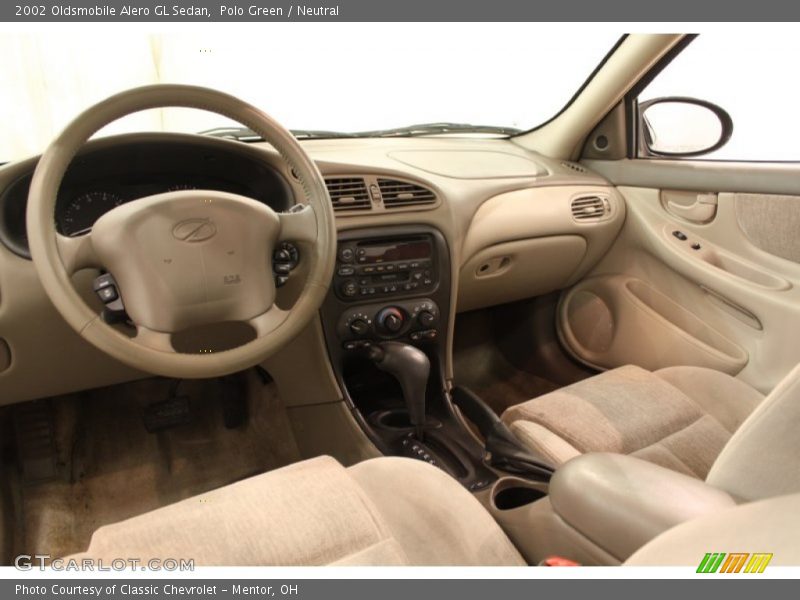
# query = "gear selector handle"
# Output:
<box><xmin>368</xmin><ymin>342</ymin><xmax>430</xmax><ymax>440</ymax></box>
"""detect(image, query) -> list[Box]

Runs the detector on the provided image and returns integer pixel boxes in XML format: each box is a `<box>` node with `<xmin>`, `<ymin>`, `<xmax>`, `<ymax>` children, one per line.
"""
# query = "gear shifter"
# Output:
<box><xmin>368</xmin><ymin>342</ymin><xmax>430</xmax><ymax>440</ymax></box>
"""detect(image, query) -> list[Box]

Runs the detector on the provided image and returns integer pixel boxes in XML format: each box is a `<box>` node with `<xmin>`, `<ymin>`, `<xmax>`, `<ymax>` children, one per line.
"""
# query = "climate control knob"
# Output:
<box><xmin>349</xmin><ymin>319</ymin><xmax>370</xmax><ymax>336</ymax></box>
<box><xmin>376</xmin><ymin>307</ymin><xmax>405</xmax><ymax>334</ymax></box>
<box><xmin>417</xmin><ymin>310</ymin><xmax>437</xmax><ymax>328</ymax></box>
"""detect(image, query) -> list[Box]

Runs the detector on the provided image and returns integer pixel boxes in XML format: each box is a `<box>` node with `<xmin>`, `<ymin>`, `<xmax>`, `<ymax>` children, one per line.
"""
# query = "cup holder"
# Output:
<box><xmin>494</xmin><ymin>487</ymin><xmax>546</xmax><ymax>510</ymax></box>
<box><xmin>377</xmin><ymin>409</ymin><xmax>414</xmax><ymax>429</ymax></box>
<box><xmin>371</xmin><ymin>409</ymin><xmax>441</xmax><ymax>431</ymax></box>
<box><xmin>490</xmin><ymin>477</ymin><xmax>548</xmax><ymax>511</ymax></box>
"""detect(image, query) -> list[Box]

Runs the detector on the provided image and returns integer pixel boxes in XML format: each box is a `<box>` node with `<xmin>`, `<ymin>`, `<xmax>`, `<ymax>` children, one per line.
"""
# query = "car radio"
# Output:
<box><xmin>333</xmin><ymin>235</ymin><xmax>437</xmax><ymax>301</ymax></box>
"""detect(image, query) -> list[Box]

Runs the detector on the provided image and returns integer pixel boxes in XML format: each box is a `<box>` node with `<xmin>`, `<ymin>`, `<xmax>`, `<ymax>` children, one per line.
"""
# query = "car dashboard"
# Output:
<box><xmin>0</xmin><ymin>132</ymin><xmax>624</xmax><ymax>407</ymax></box>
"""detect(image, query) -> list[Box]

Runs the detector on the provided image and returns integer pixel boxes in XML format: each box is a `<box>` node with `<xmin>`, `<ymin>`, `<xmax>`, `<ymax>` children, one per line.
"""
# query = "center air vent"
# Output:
<box><xmin>325</xmin><ymin>178</ymin><xmax>371</xmax><ymax>211</ymax></box>
<box><xmin>571</xmin><ymin>195</ymin><xmax>610</xmax><ymax>221</ymax></box>
<box><xmin>378</xmin><ymin>179</ymin><xmax>437</xmax><ymax>208</ymax></box>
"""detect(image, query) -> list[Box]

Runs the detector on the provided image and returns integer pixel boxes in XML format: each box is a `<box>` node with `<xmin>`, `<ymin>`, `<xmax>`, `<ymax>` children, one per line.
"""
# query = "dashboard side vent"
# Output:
<box><xmin>571</xmin><ymin>195</ymin><xmax>610</xmax><ymax>221</ymax></box>
<box><xmin>325</xmin><ymin>178</ymin><xmax>371</xmax><ymax>211</ymax></box>
<box><xmin>562</xmin><ymin>161</ymin><xmax>587</xmax><ymax>174</ymax></box>
<box><xmin>378</xmin><ymin>179</ymin><xmax>437</xmax><ymax>208</ymax></box>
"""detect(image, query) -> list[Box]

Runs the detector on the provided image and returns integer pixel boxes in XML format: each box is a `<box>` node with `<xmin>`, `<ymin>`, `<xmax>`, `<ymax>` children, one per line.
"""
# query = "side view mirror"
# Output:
<box><xmin>638</xmin><ymin>97</ymin><xmax>733</xmax><ymax>157</ymax></box>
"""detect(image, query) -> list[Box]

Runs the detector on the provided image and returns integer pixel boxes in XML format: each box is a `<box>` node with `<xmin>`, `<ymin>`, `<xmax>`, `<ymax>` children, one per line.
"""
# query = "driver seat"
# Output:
<box><xmin>70</xmin><ymin>456</ymin><xmax>526</xmax><ymax>566</ymax></box>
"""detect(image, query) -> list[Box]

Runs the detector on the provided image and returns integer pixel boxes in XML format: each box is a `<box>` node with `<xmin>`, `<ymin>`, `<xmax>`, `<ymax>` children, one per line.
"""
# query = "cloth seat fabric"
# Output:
<box><xmin>70</xmin><ymin>455</ymin><xmax>525</xmax><ymax>566</ymax></box>
<box><xmin>501</xmin><ymin>365</ymin><xmax>765</xmax><ymax>478</ymax></box>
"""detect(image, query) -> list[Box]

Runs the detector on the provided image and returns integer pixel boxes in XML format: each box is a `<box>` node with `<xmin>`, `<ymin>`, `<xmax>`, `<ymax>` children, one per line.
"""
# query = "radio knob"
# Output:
<box><xmin>338</xmin><ymin>247</ymin><xmax>355</xmax><ymax>263</ymax></box>
<box><xmin>418</xmin><ymin>310</ymin><xmax>437</xmax><ymax>328</ymax></box>
<box><xmin>349</xmin><ymin>319</ymin><xmax>370</xmax><ymax>336</ymax></box>
<box><xmin>341</xmin><ymin>280</ymin><xmax>358</xmax><ymax>297</ymax></box>
<box><xmin>376</xmin><ymin>307</ymin><xmax>405</xmax><ymax>334</ymax></box>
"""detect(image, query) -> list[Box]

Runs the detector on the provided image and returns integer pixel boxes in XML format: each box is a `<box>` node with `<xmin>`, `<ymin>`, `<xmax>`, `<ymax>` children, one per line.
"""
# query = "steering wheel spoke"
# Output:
<box><xmin>248</xmin><ymin>305</ymin><xmax>291</xmax><ymax>338</ymax></box>
<box><xmin>56</xmin><ymin>232</ymin><xmax>100</xmax><ymax>274</ymax></box>
<box><xmin>134</xmin><ymin>325</ymin><xmax>176</xmax><ymax>352</ymax></box>
<box><xmin>279</xmin><ymin>204</ymin><xmax>318</xmax><ymax>245</ymax></box>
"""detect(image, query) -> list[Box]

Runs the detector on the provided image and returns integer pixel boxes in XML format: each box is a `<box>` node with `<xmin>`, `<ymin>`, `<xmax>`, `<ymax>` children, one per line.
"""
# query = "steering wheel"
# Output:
<box><xmin>26</xmin><ymin>85</ymin><xmax>336</xmax><ymax>379</ymax></box>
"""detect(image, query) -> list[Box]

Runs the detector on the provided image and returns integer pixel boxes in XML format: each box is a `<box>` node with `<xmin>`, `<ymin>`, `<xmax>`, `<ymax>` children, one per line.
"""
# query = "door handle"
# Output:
<box><xmin>666</xmin><ymin>192</ymin><xmax>718</xmax><ymax>223</ymax></box>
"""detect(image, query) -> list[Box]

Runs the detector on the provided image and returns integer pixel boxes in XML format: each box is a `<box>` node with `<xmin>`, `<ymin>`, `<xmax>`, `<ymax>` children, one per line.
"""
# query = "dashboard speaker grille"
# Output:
<box><xmin>378</xmin><ymin>179</ymin><xmax>436</xmax><ymax>208</ymax></box>
<box><xmin>571</xmin><ymin>195</ymin><xmax>610</xmax><ymax>221</ymax></box>
<box><xmin>562</xmin><ymin>161</ymin><xmax>587</xmax><ymax>174</ymax></box>
<box><xmin>325</xmin><ymin>178</ymin><xmax>371</xmax><ymax>211</ymax></box>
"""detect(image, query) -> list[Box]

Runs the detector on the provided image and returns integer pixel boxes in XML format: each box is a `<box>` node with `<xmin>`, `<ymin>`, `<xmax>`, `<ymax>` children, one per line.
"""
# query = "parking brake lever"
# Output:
<box><xmin>452</xmin><ymin>386</ymin><xmax>554</xmax><ymax>481</ymax></box>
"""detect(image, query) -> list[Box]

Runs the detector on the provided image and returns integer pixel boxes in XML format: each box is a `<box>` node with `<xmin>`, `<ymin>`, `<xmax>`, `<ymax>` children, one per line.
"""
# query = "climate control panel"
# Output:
<box><xmin>337</xmin><ymin>298</ymin><xmax>440</xmax><ymax>350</ymax></box>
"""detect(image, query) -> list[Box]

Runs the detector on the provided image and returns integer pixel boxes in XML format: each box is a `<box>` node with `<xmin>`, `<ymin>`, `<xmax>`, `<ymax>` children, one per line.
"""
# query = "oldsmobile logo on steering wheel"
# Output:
<box><xmin>171</xmin><ymin>218</ymin><xmax>217</xmax><ymax>243</ymax></box>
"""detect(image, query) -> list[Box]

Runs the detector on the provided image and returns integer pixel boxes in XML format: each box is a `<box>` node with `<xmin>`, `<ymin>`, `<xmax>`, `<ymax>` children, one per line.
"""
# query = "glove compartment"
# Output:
<box><xmin>458</xmin><ymin>185</ymin><xmax>625</xmax><ymax>312</ymax></box>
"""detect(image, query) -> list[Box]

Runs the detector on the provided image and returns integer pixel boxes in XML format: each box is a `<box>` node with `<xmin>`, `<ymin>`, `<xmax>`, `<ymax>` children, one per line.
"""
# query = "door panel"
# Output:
<box><xmin>558</xmin><ymin>168</ymin><xmax>800</xmax><ymax>394</ymax></box>
<box><xmin>734</xmin><ymin>194</ymin><xmax>800</xmax><ymax>263</ymax></box>
<box><xmin>560</xmin><ymin>274</ymin><xmax>749</xmax><ymax>376</ymax></box>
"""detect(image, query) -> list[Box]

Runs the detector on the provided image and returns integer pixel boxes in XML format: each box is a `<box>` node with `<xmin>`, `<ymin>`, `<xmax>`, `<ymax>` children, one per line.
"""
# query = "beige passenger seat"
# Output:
<box><xmin>501</xmin><ymin>364</ymin><xmax>766</xmax><ymax>479</ymax></box>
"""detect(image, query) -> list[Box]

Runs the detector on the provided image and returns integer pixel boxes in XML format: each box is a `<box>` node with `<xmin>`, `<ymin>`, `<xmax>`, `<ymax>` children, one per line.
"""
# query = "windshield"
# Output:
<box><xmin>0</xmin><ymin>26</ymin><xmax>619</xmax><ymax>163</ymax></box>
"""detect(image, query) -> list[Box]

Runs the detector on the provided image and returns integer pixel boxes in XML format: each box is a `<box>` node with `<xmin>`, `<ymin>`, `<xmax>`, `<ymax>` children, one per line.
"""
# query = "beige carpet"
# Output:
<box><xmin>10</xmin><ymin>370</ymin><xmax>301</xmax><ymax>559</ymax></box>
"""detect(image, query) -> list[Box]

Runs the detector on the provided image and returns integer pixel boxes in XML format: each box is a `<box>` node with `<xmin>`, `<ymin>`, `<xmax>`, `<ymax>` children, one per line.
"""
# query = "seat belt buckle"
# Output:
<box><xmin>540</xmin><ymin>556</ymin><xmax>581</xmax><ymax>567</ymax></box>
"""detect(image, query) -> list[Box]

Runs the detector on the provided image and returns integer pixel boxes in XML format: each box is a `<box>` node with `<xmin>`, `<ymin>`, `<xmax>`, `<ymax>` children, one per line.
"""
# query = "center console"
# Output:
<box><xmin>320</xmin><ymin>225</ymin><xmax>497</xmax><ymax>491</ymax></box>
<box><xmin>485</xmin><ymin>453</ymin><xmax>737</xmax><ymax>565</ymax></box>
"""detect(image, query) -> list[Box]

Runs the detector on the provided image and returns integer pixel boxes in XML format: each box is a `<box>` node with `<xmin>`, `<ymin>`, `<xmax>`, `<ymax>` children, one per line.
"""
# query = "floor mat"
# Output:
<box><xmin>11</xmin><ymin>370</ymin><xmax>301</xmax><ymax>559</ymax></box>
<box><xmin>453</xmin><ymin>310</ymin><xmax>559</xmax><ymax>418</ymax></box>
<box><xmin>469</xmin><ymin>367</ymin><xmax>560</xmax><ymax>417</ymax></box>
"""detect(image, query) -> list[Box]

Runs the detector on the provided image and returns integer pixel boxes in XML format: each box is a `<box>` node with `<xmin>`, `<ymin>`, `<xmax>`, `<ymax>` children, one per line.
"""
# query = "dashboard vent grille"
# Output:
<box><xmin>571</xmin><ymin>195</ymin><xmax>610</xmax><ymax>221</ymax></box>
<box><xmin>378</xmin><ymin>179</ymin><xmax>437</xmax><ymax>208</ymax></box>
<box><xmin>325</xmin><ymin>178</ymin><xmax>371</xmax><ymax>211</ymax></box>
<box><xmin>562</xmin><ymin>161</ymin><xmax>587</xmax><ymax>174</ymax></box>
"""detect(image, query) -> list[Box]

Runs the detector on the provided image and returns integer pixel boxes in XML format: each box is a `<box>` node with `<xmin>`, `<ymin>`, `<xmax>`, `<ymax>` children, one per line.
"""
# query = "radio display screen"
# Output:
<box><xmin>358</xmin><ymin>239</ymin><xmax>431</xmax><ymax>264</ymax></box>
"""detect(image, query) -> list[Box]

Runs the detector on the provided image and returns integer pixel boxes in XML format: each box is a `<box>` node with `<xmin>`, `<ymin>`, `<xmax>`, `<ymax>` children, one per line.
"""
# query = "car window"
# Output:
<box><xmin>638</xmin><ymin>34</ymin><xmax>800</xmax><ymax>161</ymax></box>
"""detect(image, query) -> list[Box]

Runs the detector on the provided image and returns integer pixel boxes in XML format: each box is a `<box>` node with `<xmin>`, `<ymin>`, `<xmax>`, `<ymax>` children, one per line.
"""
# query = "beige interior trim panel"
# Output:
<box><xmin>559</xmin><ymin>185</ymin><xmax>800</xmax><ymax>392</ymax></box>
<box><xmin>586</xmin><ymin>158</ymin><xmax>800</xmax><ymax>197</ymax></box>
<box><xmin>560</xmin><ymin>274</ymin><xmax>748</xmax><ymax>375</ymax></box>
